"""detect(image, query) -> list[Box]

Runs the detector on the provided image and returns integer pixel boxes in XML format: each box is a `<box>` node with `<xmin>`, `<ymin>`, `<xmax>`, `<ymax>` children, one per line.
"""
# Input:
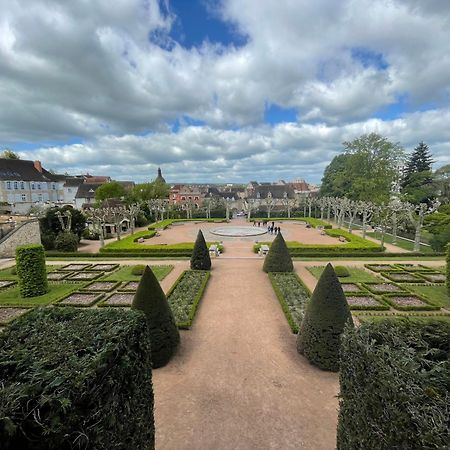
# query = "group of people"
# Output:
<box><xmin>252</xmin><ymin>220</ymin><xmax>281</xmax><ymax>235</ymax></box>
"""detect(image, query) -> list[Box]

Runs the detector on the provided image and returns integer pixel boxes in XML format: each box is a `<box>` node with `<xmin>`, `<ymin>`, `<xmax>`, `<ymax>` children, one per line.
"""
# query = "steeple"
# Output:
<box><xmin>155</xmin><ymin>167</ymin><xmax>166</xmax><ymax>184</ymax></box>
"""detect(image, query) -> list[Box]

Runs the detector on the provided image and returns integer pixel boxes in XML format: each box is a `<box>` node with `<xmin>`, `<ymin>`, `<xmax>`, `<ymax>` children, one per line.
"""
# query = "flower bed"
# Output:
<box><xmin>417</xmin><ymin>273</ymin><xmax>446</xmax><ymax>283</ymax></box>
<box><xmin>345</xmin><ymin>294</ymin><xmax>389</xmax><ymax>311</ymax></box>
<box><xmin>47</xmin><ymin>272</ymin><xmax>71</xmax><ymax>281</ymax></box>
<box><xmin>166</xmin><ymin>270</ymin><xmax>210</xmax><ymax>329</ymax></box>
<box><xmin>118</xmin><ymin>281</ymin><xmax>140</xmax><ymax>292</ymax></box>
<box><xmin>340</xmin><ymin>283</ymin><xmax>364</xmax><ymax>293</ymax></box>
<box><xmin>268</xmin><ymin>272</ymin><xmax>310</xmax><ymax>333</ymax></box>
<box><xmin>90</xmin><ymin>264</ymin><xmax>119</xmax><ymax>272</ymax></box>
<box><xmin>60</xmin><ymin>263</ymin><xmax>92</xmax><ymax>271</ymax></box>
<box><xmin>365</xmin><ymin>264</ymin><xmax>397</xmax><ymax>272</ymax></box>
<box><xmin>100</xmin><ymin>293</ymin><xmax>135</xmax><ymax>307</ymax></box>
<box><xmin>67</xmin><ymin>271</ymin><xmax>103</xmax><ymax>281</ymax></box>
<box><xmin>394</xmin><ymin>264</ymin><xmax>434</xmax><ymax>272</ymax></box>
<box><xmin>382</xmin><ymin>293</ymin><xmax>440</xmax><ymax>311</ymax></box>
<box><xmin>57</xmin><ymin>292</ymin><xmax>103</xmax><ymax>307</ymax></box>
<box><xmin>362</xmin><ymin>282</ymin><xmax>405</xmax><ymax>294</ymax></box>
<box><xmin>0</xmin><ymin>307</ymin><xmax>30</xmax><ymax>325</ymax></box>
<box><xmin>82</xmin><ymin>281</ymin><xmax>121</xmax><ymax>292</ymax></box>
<box><xmin>381</xmin><ymin>272</ymin><xmax>423</xmax><ymax>283</ymax></box>
<box><xmin>0</xmin><ymin>281</ymin><xmax>16</xmax><ymax>290</ymax></box>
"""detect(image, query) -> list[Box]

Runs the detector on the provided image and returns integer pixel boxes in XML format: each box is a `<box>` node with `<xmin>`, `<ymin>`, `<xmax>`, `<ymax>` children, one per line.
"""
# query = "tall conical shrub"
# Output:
<box><xmin>191</xmin><ymin>230</ymin><xmax>211</xmax><ymax>270</ymax></box>
<box><xmin>263</xmin><ymin>232</ymin><xmax>293</xmax><ymax>273</ymax></box>
<box><xmin>297</xmin><ymin>263</ymin><xmax>353</xmax><ymax>371</ymax></box>
<box><xmin>132</xmin><ymin>265</ymin><xmax>180</xmax><ymax>368</ymax></box>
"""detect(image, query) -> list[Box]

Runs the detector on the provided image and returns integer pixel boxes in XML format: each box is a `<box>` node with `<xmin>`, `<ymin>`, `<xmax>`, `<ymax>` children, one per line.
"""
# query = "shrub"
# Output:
<box><xmin>190</xmin><ymin>230</ymin><xmax>211</xmax><ymax>270</ymax></box>
<box><xmin>263</xmin><ymin>232</ymin><xmax>294</xmax><ymax>273</ymax></box>
<box><xmin>447</xmin><ymin>243</ymin><xmax>450</xmax><ymax>294</ymax></box>
<box><xmin>334</xmin><ymin>266</ymin><xmax>350</xmax><ymax>277</ymax></box>
<box><xmin>54</xmin><ymin>231</ymin><xmax>79</xmax><ymax>252</ymax></box>
<box><xmin>15</xmin><ymin>244</ymin><xmax>48</xmax><ymax>298</ymax></box>
<box><xmin>337</xmin><ymin>319</ymin><xmax>450</xmax><ymax>450</ymax></box>
<box><xmin>296</xmin><ymin>263</ymin><xmax>353</xmax><ymax>371</ymax></box>
<box><xmin>0</xmin><ymin>307</ymin><xmax>154</xmax><ymax>450</ymax></box>
<box><xmin>40</xmin><ymin>231</ymin><xmax>56</xmax><ymax>250</ymax></box>
<box><xmin>131</xmin><ymin>264</ymin><xmax>146</xmax><ymax>276</ymax></box>
<box><xmin>132</xmin><ymin>266</ymin><xmax>180</xmax><ymax>368</ymax></box>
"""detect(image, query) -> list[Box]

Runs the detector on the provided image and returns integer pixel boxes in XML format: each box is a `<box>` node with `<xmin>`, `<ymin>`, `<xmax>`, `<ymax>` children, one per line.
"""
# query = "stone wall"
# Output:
<box><xmin>0</xmin><ymin>219</ymin><xmax>41</xmax><ymax>258</ymax></box>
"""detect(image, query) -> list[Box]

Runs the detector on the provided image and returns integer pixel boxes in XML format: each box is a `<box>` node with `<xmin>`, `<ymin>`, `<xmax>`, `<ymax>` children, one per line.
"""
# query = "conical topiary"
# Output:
<box><xmin>296</xmin><ymin>263</ymin><xmax>353</xmax><ymax>371</ymax></box>
<box><xmin>132</xmin><ymin>265</ymin><xmax>180</xmax><ymax>368</ymax></box>
<box><xmin>263</xmin><ymin>232</ymin><xmax>293</xmax><ymax>273</ymax></box>
<box><xmin>191</xmin><ymin>230</ymin><xmax>211</xmax><ymax>270</ymax></box>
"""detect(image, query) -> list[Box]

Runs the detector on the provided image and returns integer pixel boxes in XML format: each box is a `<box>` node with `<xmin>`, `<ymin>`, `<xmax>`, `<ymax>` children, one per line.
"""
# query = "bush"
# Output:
<box><xmin>263</xmin><ymin>232</ymin><xmax>294</xmax><ymax>273</ymax></box>
<box><xmin>54</xmin><ymin>231</ymin><xmax>79</xmax><ymax>252</ymax></box>
<box><xmin>430</xmin><ymin>224</ymin><xmax>450</xmax><ymax>252</ymax></box>
<box><xmin>82</xmin><ymin>228</ymin><xmax>100</xmax><ymax>240</ymax></box>
<box><xmin>296</xmin><ymin>263</ymin><xmax>353</xmax><ymax>371</ymax></box>
<box><xmin>0</xmin><ymin>307</ymin><xmax>154</xmax><ymax>450</ymax></box>
<box><xmin>132</xmin><ymin>266</ymin><xmax>180</xmax><ymax>368</ymax></box>
<box><xmin>131</xmin><ymin>264</ymin><xmax>146</xmax><ymax>276</ymax></box>
<box><xmin>334</xmin><ymin>266</ymin><xmax>350</xmax><ymax>277</ymax></box>
<box><xmin>447</xmin><ymin>243</ymin><xmax>450</xmax><ymax>294</ymax></box>
<box><xmin>190</xmin><ymin>230</ymin><xmax>211</xmax><ymax>270</ymax></box>
<box><xmin>40</xmin><ymin>231</ymin><xmax>56</xmax><ymax>250</ymax></box>
<box><xmin>337</xmin><ymin>319</ymin><xmax>450</xmax><ymax>450</ymax></box>
<box><xmin>15</xmin><ymin>244</ymin><xmax>48</xmax><ymax>298</ymax></box>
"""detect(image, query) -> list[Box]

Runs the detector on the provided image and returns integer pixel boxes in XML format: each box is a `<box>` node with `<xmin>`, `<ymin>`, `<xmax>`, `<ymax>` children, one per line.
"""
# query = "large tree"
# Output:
<box><xmin>401</xmin><ymin>142</ymin><xmax>434</xmax><ymax>204</ymax></box>
<box><xmin>129</xmin><ymin>181</ymin><xmax>169</xmax><ymax>203</ymax></box>
<box><xmin>320</xmin><ymin>133</ymin><xmax>404</xmax><ymax>203</ymax></box>
<box><xmin>94</xmin><ymin>181</ymin><xmax>127</xmax><ymax>202</ymax></box>
<box><xmin>1</xmin><ymin>149</ymin><xmax>20</xmax><ymax>159</ymax></box>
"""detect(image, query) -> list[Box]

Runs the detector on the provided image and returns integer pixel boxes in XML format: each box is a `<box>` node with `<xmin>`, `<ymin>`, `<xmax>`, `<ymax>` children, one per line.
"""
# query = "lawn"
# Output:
<box><xmin>402</xmin><ymin>284</ymin><xmax>450</xmax><ymax>309</ymax></box>
<box><xmin>307</xmin><ymin>266</ymin><xmax>381</xmax><ymax>283</ymax></box>
<box><xmin>355</xmin><ymin>314</ymin><xmax>450</xmax><ymax>324</ymax></box>
<box><xmin>0</xmin><ymin>265</ymin><xmax>63</xmax><ymax>280</ymax></box>
<box><xmin>0</xmin><ymin>283</ymin><xmax>83</xmax><ymax>306</ymax></box>
<box><xmin>366</xmin><ymin>232</ymin><xmax>434</xmax><ymax>253</ymax></box>
<box><xmin>101</xmin><ymin>265</ymin><xmax>173</xmax><ymax>282</ymax></box>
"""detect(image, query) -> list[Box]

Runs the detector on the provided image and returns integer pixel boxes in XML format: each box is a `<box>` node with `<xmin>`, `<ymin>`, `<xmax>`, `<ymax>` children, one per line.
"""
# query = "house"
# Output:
<box><xmin>169</xmin><ymin>185</ymin><xmax>204</xmax><ymax>208</ymax></box>
<box><xmin>0</xmin><ymin>158</ymin><xmax>66</xmax><ymax>214</ymax></box>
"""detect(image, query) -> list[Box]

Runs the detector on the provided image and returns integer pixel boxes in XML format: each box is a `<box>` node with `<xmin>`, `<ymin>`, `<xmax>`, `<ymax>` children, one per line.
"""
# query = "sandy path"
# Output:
<box><xmin>153</xmin><ymin>257</ymin><xmax>339</xmax><ymax>450</ymax></box>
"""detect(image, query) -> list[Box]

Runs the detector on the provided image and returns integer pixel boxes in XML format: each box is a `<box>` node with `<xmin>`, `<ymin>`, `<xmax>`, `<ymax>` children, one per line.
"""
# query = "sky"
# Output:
<box><xmin>1</xmin><ymin>0</ymin><xmax>450</xmax><ymax>183</ymax></box>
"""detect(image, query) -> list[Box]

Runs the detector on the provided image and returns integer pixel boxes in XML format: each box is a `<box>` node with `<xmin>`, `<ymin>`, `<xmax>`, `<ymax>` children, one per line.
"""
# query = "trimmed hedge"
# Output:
<box><xmin>337</xmin><ymin>319</ymin><xmax>450</xmax><ymax>449</ymax></box>
<box><xmin>0</xmin><ymin>307</ymin><xmax>154</xmax><ymax>449</ymax></box>
<box><xmin>100</xmin><ymin>230</ymin><xmax>157</xmax><ymax>251</ymax></box>
<box><xmin>190</xmin><ymin>230</ymin><xmax>211</xmax><ymax>270</ymax></box>
<box><xmin>297</xmin><ymin>263</ymin><xmax>353</xmax><ymax>371</ymax></box>
<box><xmin>15</xmin><ymin>244</ymin><xmax>48</xmax><ymax>298</ymax></box>
<box><xmin>382</xmin><ymin>293</ymin><xmax>440</xmax><ymax>311</ymax></box>
<box><xmin>263</xmin><ymin>232</ymin><xmax>293</xmax><ymax>273</ymax></box>
<box><xmin>250</xmin><ymin>217</ymin><xmax>332</xmax><ymax>229</ymax></box>
<box><xmin>334</xmin><ymin>266</ymin><xmax>350</xmax><ymax>277</ymax></box>
<box><xmin>54</xmin><ymin>231</ymin><xmax>79</xmax><ymax>252</ymax></box>
<box><xmin>132</xmin><ymin>266</ymin><xmax>180</xmax><ymax>368</ymax></box>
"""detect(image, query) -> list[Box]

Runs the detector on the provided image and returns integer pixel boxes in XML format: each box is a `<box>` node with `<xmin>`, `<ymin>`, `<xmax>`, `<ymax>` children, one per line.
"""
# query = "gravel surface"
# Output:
<box><xmin>67</xmin><ymin>272</ymin><xmax>103</xmax><ymax>281</ymax></box>
<box><xmin>59</xmin><ymin>293</ymin><xmax>101</xmax><ymax>306</ymax></box>
<box><xmin>103</xmin><ymin>293</ymin><xmax>134</xmax><ymax>306</ymax></box>
<box><xmin>0</xmin><ymin>307</ymin><xmax>28</xmax><ymax>324</ymax></box>
<box><xmin>346</xmin><ymin>296</ymin><xmax>380</xmax><ymax>306</ymax></box>
<box><xmin>389</xmin><ymin>296</ymin><xmax>428</xmax><ymax>306</ymax></box>
<box><xmin>367</xmin><ymin>283</ymin><xmax>403</xmax><ymax>292</ymax></box>
<box><xmin>119</xmin><ymin>281</ymin><xmax>139</xmax><ymax>291</ymax></box>
<box><xmin>83</xmin><ymin>281</ymin><xmax>118</xmax><ymax>291</ymax></box>
<box><xmin>340</xmin><ymin>283</ymin><xmax>362</xmax><ymax>292</ymax></box>
<box><xmin>62</xmin><ymin>264</ymin><xmax>92</xmax><ymax>271</ymax></box>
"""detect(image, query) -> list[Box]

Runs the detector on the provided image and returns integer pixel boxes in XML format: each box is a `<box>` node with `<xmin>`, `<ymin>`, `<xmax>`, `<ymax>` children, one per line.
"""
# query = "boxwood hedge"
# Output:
<box><xmin>338</xmin><ymin>319</ymin><xmax>450</xmax><ymax>450</ymax></box>
<box><xmin>15</xmin><ymin>244</ymin><xmax>48</xmax><ymax>297</ymax></box>
<box><xmin>0</xmin><ymin>307</ymin><xmax>154</xmax><ymax>450</ymax></box>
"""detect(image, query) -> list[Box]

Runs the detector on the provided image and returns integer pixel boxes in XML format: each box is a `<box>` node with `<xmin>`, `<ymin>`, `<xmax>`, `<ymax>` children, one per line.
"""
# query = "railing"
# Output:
<box><xmin>0</xmin><ymin>221</ymin><xmax>16</xmax><ymax>241</ymax></box>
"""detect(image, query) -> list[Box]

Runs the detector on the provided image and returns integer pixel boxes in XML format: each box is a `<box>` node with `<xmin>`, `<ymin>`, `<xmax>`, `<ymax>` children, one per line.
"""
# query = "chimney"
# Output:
<box><xmin>34</xmin><ymin>160</ymin><xmax>42</xmax><ymax>173</ymax></box>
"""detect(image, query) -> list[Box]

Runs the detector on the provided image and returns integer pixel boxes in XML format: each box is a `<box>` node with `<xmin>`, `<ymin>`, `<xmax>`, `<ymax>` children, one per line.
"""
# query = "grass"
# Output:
<box><xmin>250</xmin><ymin>217</ymin><xmax>331</xmax><ymax>228</ymax></box>
<box><xmin>101</xmin><ymin>265</ymin><xmax>174</xmax><ymax>282</ymax></box>
<box><xmin>0</xmin><ymin>283</ymin><xmax>83</xmax><ymax>306</ymax></box>
<box><xmin>401</xmin><ymin>284</ymin><xmax>450</xmax><ymax>310</ymax></box>
<box><xmin>355</xmin><ymin>314</ymin><xmax>450</xmax><ymax>324</ymax></box>
<box><xmin>148</xmin><ymin>218</ymin><xmax>226</xmax><ymax>229</ymax></box>
<box><xmin>366</xmin><ymin>232</ymin><xmax>434</xmax><ymax>253</ymax></box>
<box><xmin>0</xmin><ymin>265</ymin><xmax>63</xmax><ymax>280</ymax></box>
<box><xmin>307</xmin><ymin>266</ymin><xmax>381</xmax><ymax>283</ymax></box>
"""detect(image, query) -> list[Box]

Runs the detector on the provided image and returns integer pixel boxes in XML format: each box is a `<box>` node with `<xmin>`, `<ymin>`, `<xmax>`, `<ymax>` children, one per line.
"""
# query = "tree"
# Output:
<box><xmin>296</xmin><ymin>263</ymin><xmax>353</xmax><ymax>371</ymax></box>
<box><xmin>131</xmin><ymin>181</ymin><xmax>169</xmax><ymax>203</ymax></box>
<box><xmin>320</xmin><ymin>154</ymin><xmax>353</xmax><ymax>198</ymax></box>
<box><xmin>131</xmin><ymin>266</ymin><xmax>180</xmax><ymax>368</ymax></box>
<box><xmin>405</xmin><ymin>201</ymin><xmax>440</xmax><ymax>252</ymax></box>
<box><xmin>1</xmin><ymin>149</ymin><xmax>20</xmax><ymax>159</ymax></box>
<box><xmin>433</xmin><ymin>164</ymin><xmax>450</xmax><ymax>204</ymax></box>
<box><xmin>190</xmin><ymin>230</ymin><xmax>211</xmax><ymax>270</ymax></box>
<box><xmin>263</xmin><ymin>193</ymin><xmax>275</xmax><ymax>218</ymax></box>
<box><xmin>94</xmin><ymin>181</ymin><xmax>127</xmax><ymax>202</ymax></box>
<box><xmin>263</xmin><ymin>232</ymin><xmax>293</xmax><ymax>273</ymax></box>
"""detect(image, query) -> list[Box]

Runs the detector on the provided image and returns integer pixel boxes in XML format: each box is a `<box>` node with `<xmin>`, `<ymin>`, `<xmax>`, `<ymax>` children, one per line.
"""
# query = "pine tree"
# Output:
<box><xmin>263</xmin><ymin>232</ymin><xmax>294</xmax><ymax>272</ymax></box>
<box><xmin>297</xmin><ymin>263</ymin><xmax>353</xmax><ymax>371</ymax></box>
<box><xmin>190</xmin><ymin>230</ymin><xmax>211</xmax><ymax>270</ymax></box>
<box><xmin>132</xmin><ymin>266</ymin><xmax>180</xmax><ymax>368</ymax></box>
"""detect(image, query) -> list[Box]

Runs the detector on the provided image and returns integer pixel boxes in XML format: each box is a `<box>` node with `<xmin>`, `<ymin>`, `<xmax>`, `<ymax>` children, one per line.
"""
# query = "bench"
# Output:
<box><xmin>259</xmin><ymin>244</ymin><xmax>270</xmax><ymax>256</ymax></box>
<box><xmin>209</xmin><ymin>245</ymin><xmax>219</xmax><ymax>257</ymax></box>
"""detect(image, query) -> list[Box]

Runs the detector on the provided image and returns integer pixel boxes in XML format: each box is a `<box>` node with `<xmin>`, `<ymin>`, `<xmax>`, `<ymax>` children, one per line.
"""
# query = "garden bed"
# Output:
<box><xmin>402</xmin><ymin>284</ymin><xmax>450</xmax><ymax>310</ymax></box>
<box><xmin>60</xmin><ymin>263</ymin><xmax>92</xmax><ymax>271</ymax></box>
<box><xmin>307</xmin><ymin>266</ymin><xmax>380</xmax><ymax>283</ymax></box>
<box><xmin>0</xmin><ymin>307</ymin><xmax>30</xmax><ymax>325</ymax></box>
<box><xmin>382</xmin><ymin>293</ymin><xmax>440</xmax><ymax>311</ymax></box>
<box><xmin>340</xmin><ymin>283</ymin><xmax>365</xmax><ymax>293</ymax></box>
<box><xmin>365</xmin><ymin>263</ymin><xmax>397</xmax><ymax>272</ymax></box>
<box><xmin>57</xmin><ymin>292</ymin><xmax>104</xmax><ymax>307</ymax></box>
<box><xmin>100</xmin><ymin>293</ymin><xmax>135</xmax><ymax>307</ymax></box>
<box><xmin>268</xmin><ymin>272</ymin><xmax>310</xmax><ymax>333</ymax></box>
<box><xmin>47</xmin><ymin>271</ymin><xmax>72</xmax><ymax>281</ymax></box>
<box><xmin>81</xmin><ymin>281</ymin><xmax>121</xmax><ymax>292</ymax></box>
<box><xmin>101</xmin><ymin>265</ymin><xmax>173</xmax><ymax>282</ymax></box>
<box><xmin>381</xmin><ymin>272</ymin><xmax>423</xmax><ymax>283</ymax></box>
<box><xmin>118</xmin><ymin>281</ymin><xmax>140</xmax><ymax>292</ymax></box>
<box><xmin>90</xmin><ymin>263</ymin><xmax>119</xmax><ymax>272</ymax></box>
<box><xmin>66</xmin><ymin>271</ymin><xmax>103</xmax><ymax>281</ymax></box>
<box><xmin>417</xmin><ymin>273</ymin><xmax>446</xmax><ymax>283</ymax></box>
<box><xmin>362</xmin><ymin>282</ymin><xmax>405</xmax><ymax>294</ymax></box>
<box><xmin>166</xmin><ymin>270</ymin><xmax>210</xmax><ymax>329</ymax></box>
<box><xmin>345</xmin><ymin>293</ymin><xmax>389</xmax><ymax>311</ymax></box>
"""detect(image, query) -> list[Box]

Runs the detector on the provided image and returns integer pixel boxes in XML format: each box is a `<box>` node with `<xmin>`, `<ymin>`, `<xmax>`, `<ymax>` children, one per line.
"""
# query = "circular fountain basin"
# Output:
<box><xmin>210</xmin><ymin>226</ymin><xmax>268</xmax><ymax>237</ymax></box>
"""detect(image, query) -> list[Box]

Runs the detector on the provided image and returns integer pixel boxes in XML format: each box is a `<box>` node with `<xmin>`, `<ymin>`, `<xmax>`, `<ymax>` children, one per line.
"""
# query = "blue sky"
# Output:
<box><xmin>1</xmin><ymin>0</ymin><xmax>450</xmax><ymax>183</ymax></box>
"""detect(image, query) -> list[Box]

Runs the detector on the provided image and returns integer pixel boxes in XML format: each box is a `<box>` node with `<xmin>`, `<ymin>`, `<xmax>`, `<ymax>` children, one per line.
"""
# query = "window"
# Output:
<box><xmin>20</xmin><ymin>182</ymin><xmax>24</xmax><ymax>189</ymax></box>
<box><xmin>37</xmin><ymin>183</ymin><xmax>41</xmax><ymax>190</ymax></box>
<box><xmin>31</xmin><ymin>183</ymin><xmax>35</xmax><ymax>190</ymax></box>
<box><xmin>194</xmin><ymin>196</ymin><xmax>199</xmax><ymax>200</ymax></box>
<box><xmin>52</xmin><ymin>183</ymin><xmax>56</xmax><ymax>190</ymax></box>
<box><xmin>38</xmin><ymin>194</ymin><xmax>43</xmax><ymax>202</ymax></box>
<box><xmin>181</xmin><ymin>196</ymin><xmax>186</xmax><ymax>200</ymax></box>
<box><xmin>21</xmin><ymin>194</ymin><xmax>26</xmax><ymax>201</ymax></box>
<box><xmin>6</xmin><ymin>181</ymin><xmax>11</xmax><ymax>189</ymax></box>
<box><xmin>14</xmin><ymin>181</ymin><xmax>18</xmax><ymax>189</ymax></box>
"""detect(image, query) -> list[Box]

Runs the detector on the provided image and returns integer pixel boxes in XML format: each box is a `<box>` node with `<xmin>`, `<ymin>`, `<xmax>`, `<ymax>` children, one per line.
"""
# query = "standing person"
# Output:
<box><xmin>278</xmin><ymin>226</ymin><xmax>281</xmax><ymax>235</ymax></box>
<box><xmin>253</xmin><ymin>220</ymin><xmax>256</xmax><ymax>227</ymax></box>
<box><xmin>267</xmin><ymin>225</ymin><xmax>271</xmax><ymax>234</ymax></box>
<box><xmin>272</xmin><ymin>221</ymin><xmax>275</xmax><ymax>229</ymax></box>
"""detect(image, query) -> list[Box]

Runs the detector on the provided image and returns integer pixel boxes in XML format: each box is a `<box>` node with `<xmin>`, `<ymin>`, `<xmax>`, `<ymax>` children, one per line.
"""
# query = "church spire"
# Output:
<box><xmin>155</xmin><ymin>167</ymin><xmax>166</xmax><ymax>183</ymax></box>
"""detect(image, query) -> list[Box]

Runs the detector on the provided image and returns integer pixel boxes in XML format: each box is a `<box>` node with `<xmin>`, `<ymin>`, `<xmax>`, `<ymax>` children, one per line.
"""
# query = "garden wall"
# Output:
<box><xmin>0</xmin><ymin>219</ymin><xmax>41</xmax><ymax>258</ymax></box>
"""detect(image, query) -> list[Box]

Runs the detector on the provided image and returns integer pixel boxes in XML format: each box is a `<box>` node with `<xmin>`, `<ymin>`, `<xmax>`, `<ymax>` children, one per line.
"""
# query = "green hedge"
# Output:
<box><xmin>15</xmin><ymin>244</ymin><xmax>48</xmax><ymax>297</ymax></box>
<box><xmin>447</xmin><ymin>244</ymin><xmax>450</xmax><ymax>294</ymax></box>
<box><xmin>250</xmin><ymin>217</ymin><xmax>332</xmax><ymax>228</ymax></box>
<box><xmin>337</xmin><ymin>319</ymin><xmax>450</xmax><ymax>449</ymax></box>
<box><xmin>268</xmin><ymin>272</ymin><xmax>310</xmax><ymax>333</ymax></box>
<box><xmin>148</xmin><ymin>218</ymin><xmax>226</xmax><ymax>230</ymax></box>
<box><xmin>100</xmin><ymin>230</ymin><xmax>157</xmax><ymax>251</ymax></box>
<box><xmin>382</xmin><ymin>293</ymin><xmax>440</xmax><ymax>311</ymax></box>
<box><xmin>0</xmin><ymin>307</ymin><xmax>154</xmax><ymax>449</ymax></box>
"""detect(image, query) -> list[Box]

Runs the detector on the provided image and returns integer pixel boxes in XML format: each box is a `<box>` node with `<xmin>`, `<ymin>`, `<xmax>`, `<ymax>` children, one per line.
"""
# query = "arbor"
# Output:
<box><xmin>131</xmin><ymin>266</ymin><xmax>180</xmax><ymax>368</ymax></box>
<box><xmin>263</xmin><ymin>232</ymin><xmax>293</xmax><ymax>273</ymax></box>
<box><xmin>190</xmin><ymin>230</ymin><xmax>211</xmax><ymax>270</ymax></box>
<box><xmin>296</xmin><ymin>263</ymin><xmax>353</xmax><ymax>371</ymax></box>
<box><xmin>94</xmin><ymin>181</ymin><xmax>127</xmax><ymax>202</ymax></box>
<box><xmin>1</xmin><ymin>149</ymin><xmax>20</xmax><ymax>159</ymax></box>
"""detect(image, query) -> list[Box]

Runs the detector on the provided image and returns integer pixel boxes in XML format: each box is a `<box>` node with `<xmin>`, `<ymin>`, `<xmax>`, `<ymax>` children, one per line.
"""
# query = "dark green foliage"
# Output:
<box><xmin>15</xmin><ymin>244</ymin><xmax>48</xmax><ymax>297</ymax></box>
<box><xmin>39</xmin><ymin>206</ymin><xmax>86</xmax><ymax>240</ymax></box>
<box><xmin>334</xmin><ymin>266</ymin><xmax>350</xmax><ymax>277</ymax></box>
<box><xmin>190</xmin><ymin>230</ymin><xmax>211</xmax><ymax>270</ymax></box>
<box><xmin>54</xmin><ymin>231</ymin><xmax>79</xmax><ymax>252</ymax></box>
<box><xmin>447</xmin><ymin>244</ymin><xmax>450</xmax><ymax>294</ymax></box>
<box><xmin>263</xmin><ymin>232</ymin><xmax>294</xmax><ymax>273</ymax></box>
<box><xmin>131</xmin><ymin>264</ymin><xmax>146</xmax><ymax>276</ymax></box>
<box><xmin>40</xmin><ymin>231</ymin><xmax>56</xmax><ymax>250</ymax></box>
<box><xmin>297</xmin><ymin>263</ymin><xmax>353</xmax><ymax>371</ymax></box>
<box><xmin>0</xmin><ymin>307</ymin><xmax>154</xmax><ymax>450</ymax></box>
<box><xmin>132</xmin><ymin>266</ymin><xmax>180</xmax><ymax>368</ymax></box>
<box><xmin>337</xmin><ymin>319</ymin><xmax>450</xmax><ymax>450</ymax></box>
<box><xmin>430</xmin><ymin>224</ymin><xmax>450</xmax><ymax>252</ymax></box>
